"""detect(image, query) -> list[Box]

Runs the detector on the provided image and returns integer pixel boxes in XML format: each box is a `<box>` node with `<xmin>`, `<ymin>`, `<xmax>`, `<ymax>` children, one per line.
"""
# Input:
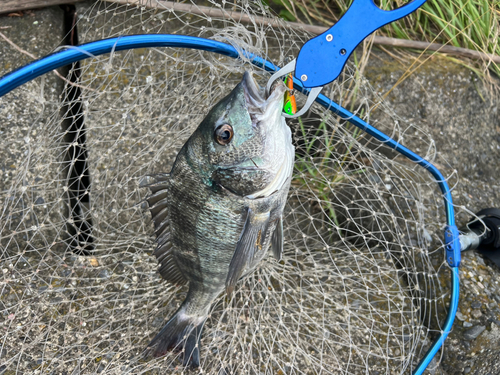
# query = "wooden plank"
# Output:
<box><xmin>0</xmin><ymin>0</ymin><xmax>84</xmax><ymax>15</ymax></box>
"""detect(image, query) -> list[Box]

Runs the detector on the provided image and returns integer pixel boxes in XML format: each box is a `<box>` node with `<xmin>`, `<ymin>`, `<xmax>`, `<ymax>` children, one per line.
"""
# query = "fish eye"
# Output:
<box><xmin>214</xmin><ymin>124</ymin><xmax>234</xmax><ymax>145</ymax></box>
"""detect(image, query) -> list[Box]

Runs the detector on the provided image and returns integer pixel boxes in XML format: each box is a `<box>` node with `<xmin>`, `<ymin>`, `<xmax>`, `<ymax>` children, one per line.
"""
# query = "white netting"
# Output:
<box><xmin>0</xmin><ymin>1</ymin><xmax>457</xmax><ymax>374</ymax></box>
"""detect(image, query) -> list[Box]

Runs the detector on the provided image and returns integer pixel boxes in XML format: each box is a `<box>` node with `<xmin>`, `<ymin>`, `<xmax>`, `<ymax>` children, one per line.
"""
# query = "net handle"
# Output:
<box><xmin>0</xmin><ymin>34</ymin><xmax>460</xmax><ymax>374</ymax></box>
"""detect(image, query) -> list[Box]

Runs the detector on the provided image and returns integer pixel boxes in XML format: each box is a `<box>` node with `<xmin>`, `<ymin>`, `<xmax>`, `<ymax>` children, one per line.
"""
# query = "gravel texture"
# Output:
<box><xmin>0</xmin><ymin>6</ymin><xmax>65</xmax><ymax>193</ymax></box>
<box><xmin>364</xmin><ymin>52</ymin><xmax>500</xmax><ymax>374</ymax></box>
<box><xmin>1</xmin><ymin>3</ymin><xmax>500</xmax><ymax>375</ymax></box>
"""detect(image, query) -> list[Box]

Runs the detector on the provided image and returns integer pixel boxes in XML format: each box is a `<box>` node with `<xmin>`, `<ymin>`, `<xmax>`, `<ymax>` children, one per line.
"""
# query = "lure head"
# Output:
<box><xmin>282</xmin><ymin>73</ymin><xmax>297</xmax><ymax>116</ymax></box>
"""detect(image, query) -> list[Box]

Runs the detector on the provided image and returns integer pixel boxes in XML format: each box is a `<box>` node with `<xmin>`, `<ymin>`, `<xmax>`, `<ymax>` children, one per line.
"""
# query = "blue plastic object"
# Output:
<box><xmin>295</xmin><ymin>0</ymin><xmax>427</xmax><ymax>88</ymax></box>
<box><xmin>0</xmin><ymin>35</ymin><xmax>240</xmax><ymax>97</ymax></box>
<box><xmin>0</xmin><ymin>34</ymin><xmax>458</xmax><ymax>375</ymax></box>
<box><xmin>445</xmin><ymin>224</ymin><xmax>462</xmax><ymax>267</ymax></box>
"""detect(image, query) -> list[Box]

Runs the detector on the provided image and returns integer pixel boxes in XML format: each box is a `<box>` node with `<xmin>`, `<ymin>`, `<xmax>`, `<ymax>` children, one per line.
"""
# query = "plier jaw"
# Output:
<box><xmin>266</xmin><ymin>0</ymin><xmax>427</xmax><ymax>119</ymax></box>
<box><xmin>266</xmin><ymin>59</ymin><xmax>323</xmax><ymax>119</ymax></box>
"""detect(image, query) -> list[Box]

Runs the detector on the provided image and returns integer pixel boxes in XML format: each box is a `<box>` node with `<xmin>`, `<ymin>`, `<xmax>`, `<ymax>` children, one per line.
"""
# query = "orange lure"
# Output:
<box><xmin>283</xmin><ymin>73</ymin><xmax>297</xmax><ymax>116</ymax></box>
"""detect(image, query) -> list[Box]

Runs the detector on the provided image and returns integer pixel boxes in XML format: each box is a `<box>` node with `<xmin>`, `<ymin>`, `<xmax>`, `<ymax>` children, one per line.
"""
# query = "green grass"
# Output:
<box><xmin>266</xmin><ymin>0</ymin><xmax>498</xmax><ymax>226</ymax></box>
<box><xmin>266</xmin><ymin>0</ymin><xmax>500</xmax><ymax>78</ymax></box>
<box><xmin>289</xmin><ymin>46</ymin><xmax>369</xmax><ymax>228</ymax></box>
<box><xmin>293</xmin><ymin>109</ymin><xmax>367</xmax><ymax>236</ymax></box>
<box><xmin>293</xmin><ymin>115</ymin><xmax>345</xmax><ymax>233</ymax></box>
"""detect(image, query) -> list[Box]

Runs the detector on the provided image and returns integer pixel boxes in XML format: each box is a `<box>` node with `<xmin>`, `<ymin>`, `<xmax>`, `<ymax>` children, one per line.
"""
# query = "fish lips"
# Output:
<box><xmin>241</xmin><ymin>71</ymin><xmax>286</xmax><ymax>123</ymax></box>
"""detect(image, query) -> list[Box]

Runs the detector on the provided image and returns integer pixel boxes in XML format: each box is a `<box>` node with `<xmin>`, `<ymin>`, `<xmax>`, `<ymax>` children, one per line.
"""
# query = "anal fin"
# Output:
<box><xmin>153</xmin><ymin>221</ymin><xmax>187</xmax><ymax>286</ymax></box>
<box><xmin>226</xmin><ymin>208</ymin><xmax>270</xmax><ymax>297</ymax></box>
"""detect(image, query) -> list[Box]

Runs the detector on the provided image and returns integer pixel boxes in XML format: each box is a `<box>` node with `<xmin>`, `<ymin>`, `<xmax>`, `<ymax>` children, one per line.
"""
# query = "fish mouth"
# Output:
<box><xmin>241</xmin><ymin>71</ymin><xmax>286</xmax><ymax>121</ymax></box>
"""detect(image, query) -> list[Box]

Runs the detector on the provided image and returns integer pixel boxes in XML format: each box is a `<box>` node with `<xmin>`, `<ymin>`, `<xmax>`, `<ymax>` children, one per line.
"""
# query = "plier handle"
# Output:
<box><xmin>267</xmin><ymin>0</ymin><xmax>427</xmax><ymax>118</ymax></box>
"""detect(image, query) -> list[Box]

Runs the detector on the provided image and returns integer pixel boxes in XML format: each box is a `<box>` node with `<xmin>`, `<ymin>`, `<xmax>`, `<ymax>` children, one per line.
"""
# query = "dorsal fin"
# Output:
<box><xmin>143</xmin><ymin>174</ymin><xmax>187</xmax><ymax>286</ymax></box>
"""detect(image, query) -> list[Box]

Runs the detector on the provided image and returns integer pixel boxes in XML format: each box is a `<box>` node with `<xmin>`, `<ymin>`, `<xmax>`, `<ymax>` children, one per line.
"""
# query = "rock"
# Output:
<box><xmin>425</xmin><ymin>356</ymin><xmax>439</xmax><ymax>375</ymax></box>
<box><xmin>464</xmin><ymin>321</ymin><xmax>473</xmax><ymax>328</ymax></box>
<box><xmin>60</xmin><ymin>268</ymin><xmax>71</xmax><ymax>277</ymax></box>
<box><xmin>471</xmin><ymin>301</ymin><xmax>482</xmax><ymax>309</ymax></box>
<box><xmin>34</xmin><ymin>197</ymin><xmax>45</xmax><ymax>205</ymax></box>
<box><xmin>456</xmin><ymin>311</ymin><xmax>466</xmax><ymax>321</ymax></box>
<box><xmin>17</xmin><ymin>257</ymin><xmax>30</xmax><ymax>267</ymax></box>
<box><xmin>491</xmin><ymin>319</ymin><xmax>500</xmax><ymax>327</ymax></box>
<box><xmin>463</xmin><ymin>326</ymin><xmax>486</xmax><ymax>340</ymax></box>
<box><xmin>151</xmin><ymin>316</ymin><xmax>163</xmax><ymax>328</ymax></box>
<box><xmin>471</xmin><ymin>309</ymin><xmax>482</xmax><ymax>319</ymax></box>
<box><xmin>98</xmin><ymin>269</ymin><xmax>110</xmax><ymax>279</ymax></box>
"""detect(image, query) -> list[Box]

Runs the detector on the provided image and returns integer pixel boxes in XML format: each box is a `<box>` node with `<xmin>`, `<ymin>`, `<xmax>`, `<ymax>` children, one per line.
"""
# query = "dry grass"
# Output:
<box><xmin>267</xmin><ymin>0</ymin><xmax>500</xmax><ymax>86</ymax></box>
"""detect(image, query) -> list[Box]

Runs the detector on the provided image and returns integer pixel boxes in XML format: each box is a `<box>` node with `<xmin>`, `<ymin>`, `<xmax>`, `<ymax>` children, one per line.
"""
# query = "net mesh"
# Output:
<box><xmin>0</xmin><ymin>1</ymin><xmax>458</xmax><ymax>373</ymax></box>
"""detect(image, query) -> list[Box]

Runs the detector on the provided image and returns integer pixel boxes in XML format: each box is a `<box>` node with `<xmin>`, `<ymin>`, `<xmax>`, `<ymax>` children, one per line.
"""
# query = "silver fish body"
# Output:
<box><xmin>143</xmin><ymin>72</ymin><xmax>294</xmax><ymax>366</ymax></box>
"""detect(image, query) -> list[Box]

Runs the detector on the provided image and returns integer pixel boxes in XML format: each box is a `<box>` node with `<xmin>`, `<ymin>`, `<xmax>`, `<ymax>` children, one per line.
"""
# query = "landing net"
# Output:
<box><xmin>0</xmin><ymin>1</ymin><xmax>457</xmax><ymax>374</ymax></box>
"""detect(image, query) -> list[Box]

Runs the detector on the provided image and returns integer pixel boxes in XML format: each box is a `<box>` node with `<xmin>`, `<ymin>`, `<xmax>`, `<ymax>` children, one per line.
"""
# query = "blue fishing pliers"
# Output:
<box><xmin>266</xmin><ymin>0</ymin><xmax>427</xmax><ymax>118</ymax></box>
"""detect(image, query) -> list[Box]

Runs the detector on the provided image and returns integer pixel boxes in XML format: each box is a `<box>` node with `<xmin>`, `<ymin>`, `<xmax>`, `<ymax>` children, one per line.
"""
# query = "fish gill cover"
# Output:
<box><xmin>0</xmin><ymin>1</ymin><xmax>458</xmax><ymax>374</ymax></box>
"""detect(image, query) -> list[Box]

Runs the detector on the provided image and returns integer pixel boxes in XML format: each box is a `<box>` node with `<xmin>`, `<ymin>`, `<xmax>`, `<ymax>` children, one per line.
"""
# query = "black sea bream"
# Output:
<box><xmin>142</xmin><ymin>72</ymin><xmax>294</xmax><ymax>366</ymax></box>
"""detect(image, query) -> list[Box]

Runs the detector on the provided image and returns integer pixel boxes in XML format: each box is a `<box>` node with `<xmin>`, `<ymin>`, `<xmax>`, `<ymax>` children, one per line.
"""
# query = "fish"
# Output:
<box><xmin>141</xmin><ymin>71</ymin><xmax>294</xmax><ymax>367</ymax></box>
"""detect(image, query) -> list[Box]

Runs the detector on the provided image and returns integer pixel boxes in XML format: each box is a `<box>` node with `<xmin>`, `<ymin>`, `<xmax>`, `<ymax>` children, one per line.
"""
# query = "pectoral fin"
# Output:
<box><xmin>271</xmin><ymin>216</ymin><xmax>283</xmax><ymax>261</ymax></box>
<box><xmin>226</xmin><ymin>208</ymin><xmax>270</xmax><ymax>297</ymax></box>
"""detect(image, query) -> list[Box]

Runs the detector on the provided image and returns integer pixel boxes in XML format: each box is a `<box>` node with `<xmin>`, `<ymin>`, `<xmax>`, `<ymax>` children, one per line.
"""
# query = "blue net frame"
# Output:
<box><xmin>0</xmin><ymin>34</ymin><xmax>461</xmax><ymax>375</ymax></box>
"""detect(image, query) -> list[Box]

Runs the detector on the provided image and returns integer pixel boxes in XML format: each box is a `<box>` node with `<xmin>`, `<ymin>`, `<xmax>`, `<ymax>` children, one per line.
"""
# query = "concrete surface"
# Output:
<box><xmin>0</xmin><ymin>3</ymin><xmax>499</xmax><ymax>375</ymax></box>
<box><xmin>364</xmin><ymin>52</ymin><xmax>500</xmax><ymax>375</ymax></box>
<box><xmin>0</xmin><ymin>6</ymin><xmax>65</xmax><ymax>193</ymax></box>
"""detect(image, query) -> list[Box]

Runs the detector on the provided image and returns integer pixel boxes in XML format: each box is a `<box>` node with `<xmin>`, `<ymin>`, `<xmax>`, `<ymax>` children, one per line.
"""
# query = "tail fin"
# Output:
<box><xmin>144</xmin><ymin>308</ymin><xmax>206</xmax><ymax>367</ymax></box>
